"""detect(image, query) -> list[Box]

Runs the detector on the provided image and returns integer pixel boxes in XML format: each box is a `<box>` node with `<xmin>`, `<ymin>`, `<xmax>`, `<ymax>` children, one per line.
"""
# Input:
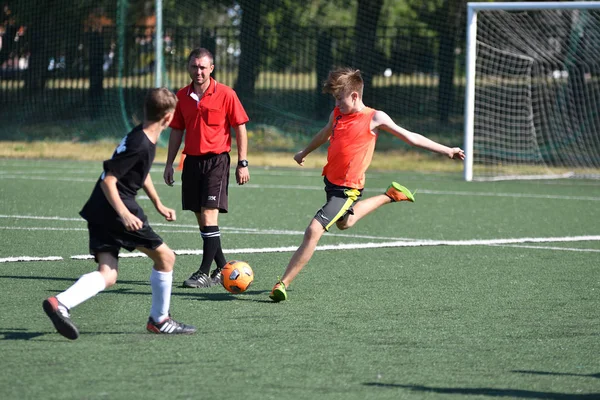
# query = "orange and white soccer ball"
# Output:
<box><xmin>221</xmin><ymin>260</ymin><xmax>254</xmax><ymax>294</ymax></box>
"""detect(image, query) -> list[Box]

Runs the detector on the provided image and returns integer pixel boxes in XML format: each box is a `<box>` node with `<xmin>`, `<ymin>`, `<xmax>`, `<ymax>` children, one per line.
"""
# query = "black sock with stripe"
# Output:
<box><xmin>199</xmin><ymin>226</ymin><xmax>221</xmax><ymax>274</ymax></box>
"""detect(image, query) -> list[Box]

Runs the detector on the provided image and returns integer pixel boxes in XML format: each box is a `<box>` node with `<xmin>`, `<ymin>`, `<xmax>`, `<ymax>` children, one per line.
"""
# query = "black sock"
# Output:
<box><xmin>199</xmin><ymin>226</ymin><xmax>221</xmax><ymax>274</ymax></box>
<box><xmin>214</xmin><ymin>247</ymin><xmax>227</xmax><ymax>270</ymax></box>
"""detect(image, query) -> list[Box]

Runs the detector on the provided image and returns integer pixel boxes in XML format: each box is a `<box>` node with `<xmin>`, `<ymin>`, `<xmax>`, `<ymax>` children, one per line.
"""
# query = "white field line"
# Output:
<box><xmin>0</xmin><ymin>256</ymin><xmax>63</xmax><ymax>263</ymax></box>
<box><xmin>237</xmin><ymin>184</ymin><xmax>600</xmax><ymax>201</ymax></box>
<box><xmin>0</xmin><ymin>227</ymin><xmax>88</xmax><ymax>231</ymax></box>
<box><xmin>0</xmin><ymin>167</ymin><xmax>320</xmax><ymax>178</ymax></box>
<box><xmin>491</xmin><ymin>244</ymin><xmax>600</xmax><ymax>253</ymax></box>
<box><xmin>0</xmin><ymin>166</ymin><xmax>316</xmax><ymax>177</ymax></box>
<box><xmin>0</xmin><ymin>224</ymin><xmax>418</xmax><ymax>241</ymax></box>
<box><xmin>415</xmin><ymin>189</ymin><xmax>600</xmax><ymax>201</ymax></box>
<box><xmin>3</xmin><ymin>160</ymin><xmax>600</xmax><ymax>183</ymax></box>
<box><xmin>0</xmin><ymin>169</ymin><xmax>99</xmax><ymax>175</ymax></box>
<box><xmin>4</xmin><ymin>163</ymin><xmax>599</xmax><ymax>184</ymax></box>
<box><xmin>0</xmin><ymin>215</ymin><xmax>83</xmax><ymax>221</ymax></box>
<box><xmin>241</xmin><ymin>184</ymin><xmax>600</xmax><ymax>201</ymax></box>
<box><xmin>2</xmin><ymin>235</ymin><xmax>599</xmax><ymax>263</ymax></box>
<box><xmin>0</xmin><ymin>160</ymin><xmax>93</xmax><ymax>167</ymax></box>
<box><xmin>0</xmin><ymin>214</ymin><xmax>415</xmax><ymax>241</ymax></box>
<box><xmin>0</xmin><ymin>175</ymin><xmax>97</xmax><ymax>183</ymax></box>
<box><xmin>241</xmin><ymin>183</ymin><xmax>322</xmax><ymax>191</ymax></box>
<box><xmin>2</xmin><ymin>172</ymin><xmax>600</xmax><ymax>201</ymax></box>
<box><xmin>0</xmin><ymin>225</ymin><xmax>415</xmax><ymax>241</ymax></box>
<box><xmin>67</xmin><ymin>235</ymin><xmax>600</xmax><ymax>259</ymax></box>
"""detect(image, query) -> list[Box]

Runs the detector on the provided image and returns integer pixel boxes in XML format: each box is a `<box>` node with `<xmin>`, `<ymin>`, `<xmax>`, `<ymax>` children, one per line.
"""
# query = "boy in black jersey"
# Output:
<box><xmin>43</xmin><ymin>88</ymin><xmax>196</xmax><ymax>339</ymax></box>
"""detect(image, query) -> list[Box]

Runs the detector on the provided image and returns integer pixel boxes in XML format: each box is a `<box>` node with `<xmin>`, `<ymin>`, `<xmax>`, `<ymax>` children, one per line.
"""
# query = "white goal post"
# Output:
<box><xmin>464</xmin><ymin>1</ymin><xmax>600</xmax><ymax>181</ymax></box>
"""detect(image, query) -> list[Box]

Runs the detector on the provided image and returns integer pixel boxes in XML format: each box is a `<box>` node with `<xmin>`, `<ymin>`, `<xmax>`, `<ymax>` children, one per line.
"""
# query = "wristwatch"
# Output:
<box><xmin>238</xmin><ymin>160</ymin><xmax>249</xmax><ymax>168</ymax></box>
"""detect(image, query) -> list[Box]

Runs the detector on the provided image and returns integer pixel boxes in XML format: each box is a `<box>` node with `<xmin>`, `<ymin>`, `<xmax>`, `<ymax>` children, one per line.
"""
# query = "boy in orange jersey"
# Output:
<box><xmin>269</xmin><ymin>67</ymin><xmax>465</xmax><ymax>302</ymax></box>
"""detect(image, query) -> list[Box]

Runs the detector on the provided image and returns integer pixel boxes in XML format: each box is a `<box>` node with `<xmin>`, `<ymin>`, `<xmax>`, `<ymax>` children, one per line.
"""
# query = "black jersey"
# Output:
<box><xmin>80</xmin><ymin>125</ymin><xmax>156</xmax><ymax>227</ymax></box>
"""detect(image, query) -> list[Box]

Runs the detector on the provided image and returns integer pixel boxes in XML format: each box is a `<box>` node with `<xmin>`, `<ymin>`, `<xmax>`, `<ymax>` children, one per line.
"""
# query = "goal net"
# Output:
<box><xmin>464</xmin><ymin>2</ymin><xmax>600</xmax><ymax>181</ymax></box>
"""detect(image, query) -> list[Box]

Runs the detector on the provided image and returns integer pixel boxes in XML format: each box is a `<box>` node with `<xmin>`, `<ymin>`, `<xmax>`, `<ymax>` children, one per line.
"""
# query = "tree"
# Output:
<box><xmin>10</xmin><ymin>0</ymin><xmax>115</xmax><ymax>94</ymax></box>
<box><xmin>405</xmin><ymin>0</ymin><xmax>467</xmax><ymax>123</ymax></box>
<box><xmin>353</xmin><ymin>0</ymin><xmax>384</xmax><ymax>105</ymax></box>
<box><xmin>235</xmin><ymin>0</ymin><xmax>357</xmax><ymax>100</ymax></box>
<box><xmin>235</xmin><ymin>0</ymin><xmax>262</xmax><ymax>100</ymax></box>
<box><xmin>0</xmin><ymin>4</ymin><xmax>19</xmax><ymax>67</ymax></box>
<box><xmin>19</xmin><ymin>0</ymin><xmax>53</xmax><ymax>91</ymax></box>
<box><xmin>437</xmin><ymin>0</ymin><xmax>465</xmax><ymax>123</ymax></box>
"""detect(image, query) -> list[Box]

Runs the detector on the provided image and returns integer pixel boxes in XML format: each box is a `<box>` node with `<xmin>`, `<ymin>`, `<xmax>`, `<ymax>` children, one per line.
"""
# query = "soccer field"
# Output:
<box><xmin>0</xmin><ymin>158</ymin><xmax>599</xmax><ymax>400</ymax></box>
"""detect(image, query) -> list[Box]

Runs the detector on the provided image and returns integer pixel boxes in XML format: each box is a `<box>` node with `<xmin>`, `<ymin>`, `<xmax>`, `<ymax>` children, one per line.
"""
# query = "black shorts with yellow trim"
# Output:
<box><xmin>314</xmin><ymin>177</ymin><xmax>363</xmax><ymax>231</ymax></box>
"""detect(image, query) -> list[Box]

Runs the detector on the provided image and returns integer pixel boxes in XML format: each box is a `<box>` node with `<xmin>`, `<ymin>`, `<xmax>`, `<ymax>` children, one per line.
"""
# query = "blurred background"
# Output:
<box><xmin>1</xmin><ymin>0</ymin><xmax>599</xmax><ymax>175</ymax></box>
<box><xmin>0</xmin><ymin>0</ymin><xmax>470</xmax><ymax>151</ymax></box>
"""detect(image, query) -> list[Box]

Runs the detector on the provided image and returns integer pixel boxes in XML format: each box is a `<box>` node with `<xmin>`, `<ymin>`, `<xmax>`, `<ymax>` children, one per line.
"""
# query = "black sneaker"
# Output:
<box><xmin>43</xmin><ymin>297</ymin><xmax>79</xmax><ymax>340</ymax></box>
<box><xmin>182</xmin><ymin>270</ymin><xmax>212</xmax><ymax>288</ymax></box>
<box><xmin>210</xmin><ymin>268</ymin><xmax>223</xmax><ymax>285</ymax></box>
<box><xmin>146</xmin><ymin>316</ymin><xmax>197</xmax><ymax>334</ymax></box>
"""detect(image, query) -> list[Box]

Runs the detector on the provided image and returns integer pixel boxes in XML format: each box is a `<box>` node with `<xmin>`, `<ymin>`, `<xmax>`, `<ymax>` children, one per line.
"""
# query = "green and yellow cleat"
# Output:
<box><xmin>269</xmin><ymin>280</ymin><xmax>288</xmax><ymax>302</ymax></box>
<box><xmin>385</xmin><ymin>182</ymin><xmax>415</xmax><ymax>203</ymax></box>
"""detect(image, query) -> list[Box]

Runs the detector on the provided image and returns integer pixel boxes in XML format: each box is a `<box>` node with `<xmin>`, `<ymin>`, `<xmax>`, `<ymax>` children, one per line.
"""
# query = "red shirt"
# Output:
<box><xmin>322</xmin><ymin>106</ymin><xmax>377</xmax><ymax>189</ymax></box>
<box><xmin>170</xmin><ymin>78</ymin><xmax>249</xmax><ymax>156</ymax></box>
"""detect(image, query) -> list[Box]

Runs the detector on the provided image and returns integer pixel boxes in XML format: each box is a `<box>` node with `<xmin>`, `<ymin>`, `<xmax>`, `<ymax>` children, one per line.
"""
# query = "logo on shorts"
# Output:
<box><xmin>208</xmin><ymin>196</ymin><xmax>217</xmax><ymax>201</ymax></box>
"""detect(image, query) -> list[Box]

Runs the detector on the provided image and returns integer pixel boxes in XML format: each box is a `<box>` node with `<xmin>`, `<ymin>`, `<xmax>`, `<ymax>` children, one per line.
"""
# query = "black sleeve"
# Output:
<box><xmin>102</xmin><ymin>133</ymin><xmax>143</xmax><ymax>180</ymax></box>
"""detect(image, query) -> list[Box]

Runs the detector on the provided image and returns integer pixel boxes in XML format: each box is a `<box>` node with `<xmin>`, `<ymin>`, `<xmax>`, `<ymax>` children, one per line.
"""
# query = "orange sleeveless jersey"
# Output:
<box><xmin>322</xmin><ymin>106</ymin><xmax>377</xmax><ymax>189</ymax></box>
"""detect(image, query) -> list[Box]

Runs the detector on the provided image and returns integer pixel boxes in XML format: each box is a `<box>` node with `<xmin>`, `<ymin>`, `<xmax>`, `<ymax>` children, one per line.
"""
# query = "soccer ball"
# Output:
<box><xmin>221</xmin><ymin>260</ymin><xmax>254</xmax><ymax>294</ymax></box>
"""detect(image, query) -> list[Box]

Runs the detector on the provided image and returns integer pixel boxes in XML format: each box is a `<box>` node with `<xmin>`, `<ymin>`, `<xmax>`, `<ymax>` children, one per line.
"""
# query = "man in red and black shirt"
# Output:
<box><xmin>163</xmin><ymin>48</ymin><xmax>250</xmax><ymax>288</ymax></box>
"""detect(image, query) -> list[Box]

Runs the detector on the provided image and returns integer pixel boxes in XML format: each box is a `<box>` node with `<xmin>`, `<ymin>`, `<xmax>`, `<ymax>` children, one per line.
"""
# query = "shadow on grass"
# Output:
<box><xmin>1</xmin><ymin>274</ymin><xmax>275</xmax><ymax>302</ymax></box>
<box><xmin>0</xmin><ymin>329</ymin><xmax>46</xmax><ymax>341</ymax></box>
<box><xmin>40</xmin><ymin>286</ymin><xmax>274</xmax><ymax>302</ymax></box>
<box><xmin>0</xmin><ymin>275</ymin><xmax>148</xmax><ymax>287</ymax></box>
<box><xmin>2</xmin><ymin>276</ymin><xmax>271</xmax><ymax>296</ymax></box>
<box><xmin>513</xmin><ymin>370</ymin><xmax>600</xmax><ymax>379</ymax></box>
<box><xmin>362</xmin><ymin>383</ymin><xmax>599</xmax><ymax>399</ymax></box>
<box><xmin>175</xmin><ymin>288</ymin><xmax>274</xmax><ymax>303</ymax></box>
<box><xmin>0</xmin><ymin>328</ymin><xmax>166</xmax><ymax>341</ymax></box>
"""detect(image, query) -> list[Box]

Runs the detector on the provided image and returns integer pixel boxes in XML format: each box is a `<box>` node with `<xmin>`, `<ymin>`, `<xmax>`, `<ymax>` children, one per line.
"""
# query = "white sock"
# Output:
<box><xmin>149</xmin><ymin>269</ymin><xmax>173</xmax><ymax>323</ymax></box>
<box><xmin>56</xmin><ymin>271</ymin><xmax>106</xmax><ymax>310</ymax></box>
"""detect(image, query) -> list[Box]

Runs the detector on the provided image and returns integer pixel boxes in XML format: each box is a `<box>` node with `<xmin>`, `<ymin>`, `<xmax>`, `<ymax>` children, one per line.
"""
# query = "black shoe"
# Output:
<box><xmin>146</xmin><ymin>316</ymin><xmax>196</xmax><ymax>335</ymax></box>
<box><xmin>182</xmin><ymin>270</ymin><xmax>213</xmax><ymax>288</ymax></box>
<box><xmin>43</xmin><ymin>297</ymin><xmax>79</xmax><ymax>340</ymax></box>
<box><xmin>210</xmin><ymin>268</ymin><xmax>223</xmax><ymax>285</ymax></box>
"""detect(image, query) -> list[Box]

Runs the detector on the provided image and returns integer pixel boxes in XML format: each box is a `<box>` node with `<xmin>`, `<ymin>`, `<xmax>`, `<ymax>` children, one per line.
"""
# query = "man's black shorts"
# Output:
<box><xmin>87</xmin><ymin>222</ymin><xmax>163</xmax><ymax>259</ymax></box>
<box><xmin>181</xmin><ymin>153</ymin><xmax>230</xmax><ymax>213</ymax></box>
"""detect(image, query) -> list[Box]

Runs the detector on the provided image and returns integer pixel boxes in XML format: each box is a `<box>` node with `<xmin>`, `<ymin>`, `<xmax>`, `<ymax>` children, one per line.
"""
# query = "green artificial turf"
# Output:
<box><xmin>0</xmin><ymin>158</ymin><xmax>598</xmax><ymax>400</ymax></box>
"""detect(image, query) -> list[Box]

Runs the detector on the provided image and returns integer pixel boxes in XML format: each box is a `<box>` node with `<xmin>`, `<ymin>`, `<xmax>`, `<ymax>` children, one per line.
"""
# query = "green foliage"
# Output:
<box><xmin>380</xmin><ymin>0</ymin><xmax>413</xmax><ymax>26</ymax></box>
<box><xmin>262</xmin><ymin>0</ymin><xmax>356</xmax><ymax>27</ymax></box>
<box><xmin>9</xmin><ymin>0</ymin><xmax>117</xmax><ymax>25</ymax></box>
<box><xmin>0</xmin><ymin>0</ymin><xmax>466</xmax><ymax>140</ymax></box>
<box><xmin>161</xmin><ymin>0</ymin><xmax>234</xmax><ymax>27</ymax></box>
